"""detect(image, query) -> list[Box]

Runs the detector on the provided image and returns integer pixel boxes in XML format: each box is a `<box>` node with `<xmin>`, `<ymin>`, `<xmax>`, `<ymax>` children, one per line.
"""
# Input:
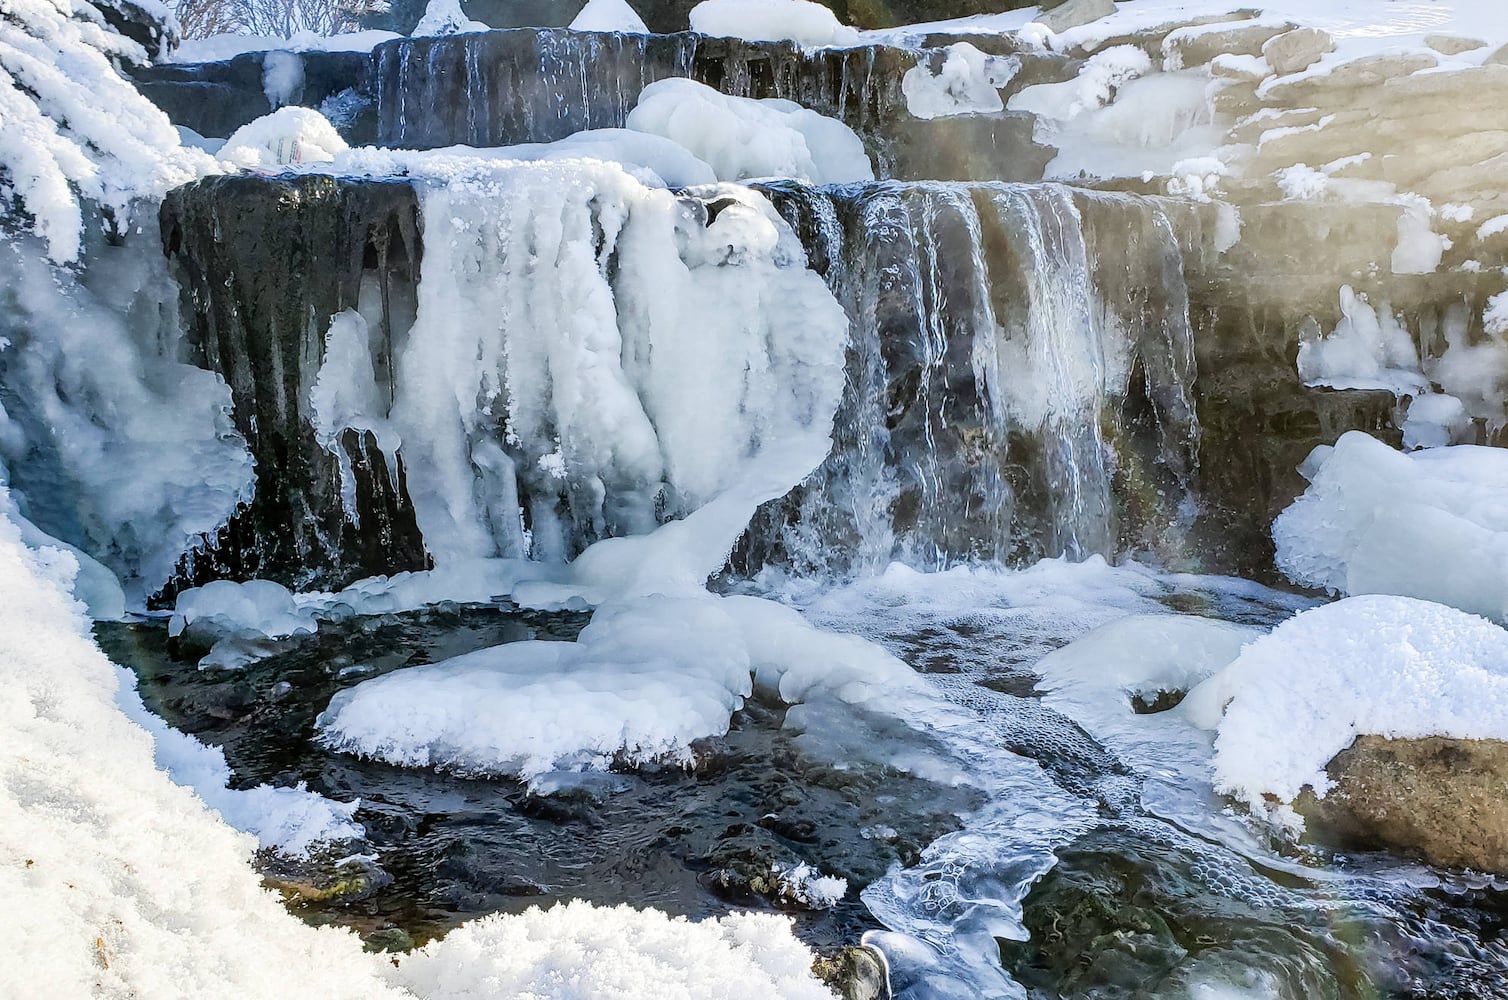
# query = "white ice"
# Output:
<box><xmin>220</xmin><ymin>106</ymin><xmax>349</xmax><ymax>169</ymax></box>
<box><xmin>625</xmin><ymin>78</ymin><xmax>874</xmax><ymax>184</ymax></box>
<box><xmin>902</xmin><ymin>42</ymin><xmax>1019</xmax><ymax>120</ymax></box>
<box><xmin>1295</xmin><ymin>285</ymin><xmax>1426</xmax><ymax>394</ymax></box>
<box><xmin>1274</xmin><ymin>431</ymin><xmax>1508</xmax><ymax>623</ymax></box>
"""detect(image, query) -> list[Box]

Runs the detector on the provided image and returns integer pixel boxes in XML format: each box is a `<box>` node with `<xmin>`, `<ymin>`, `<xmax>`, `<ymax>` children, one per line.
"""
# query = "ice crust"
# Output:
<box><xmin>689</xmin><ymin>0</ymin><xmax>860</xmax><ymax>48</ymax></box>
<box><xmin>1274</xmin><ymin>431</ymin><xmax>1508</xmax><ymax>623</ymax></box>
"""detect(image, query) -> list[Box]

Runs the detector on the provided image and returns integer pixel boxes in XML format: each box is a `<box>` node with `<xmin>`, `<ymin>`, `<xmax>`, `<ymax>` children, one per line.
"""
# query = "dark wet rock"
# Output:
<box><xmin>260</xmin><ymin>849</ymin><xmax>391</xmax><ymax>906</ymax></box>
<box><xmin>97</xmin><ymin>0</ymin><xmax>177</xmax><ymax>62</ymax></box>
<box><xmin>882</xmin><ymin>113</ymin><xmax>1052</xmax><ymax>183</ymax></box>
<box><xmin>158</xmin><ymin>174</ymin><xmax>430</xmax><ymax>599</ymax></box>
<box><xmin>362</xmin><ymin>927</ymin><xmax>416</xmax><ymax>953</ymax></box>
<box><xmin>129</xmin><ymin>50</ymin><xmax>375</xmax><ymax>141</ymax></box>
<box><xmin>1297</xmin><ymin>736</ymin><xmax>1508</xmax><ymax>874</ymax></box>
<box><xmin>812</xmin><ymin>945</ymin><xmax>889</xmax><ymax>1000</ymax></box>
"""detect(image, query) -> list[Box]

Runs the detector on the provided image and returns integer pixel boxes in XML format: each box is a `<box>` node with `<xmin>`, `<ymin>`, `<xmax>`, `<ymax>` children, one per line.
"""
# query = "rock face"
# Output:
<box><xmin>1036</xmin><ymin>0</ymin><xmax>1114</xmax><ymax>35</ymax></box>
<box><xmin>1261</xmin><ymin>27</ymin><xmax>1335</xmax><ymax>76</ymax></box>
<box><xmin>1296</xmin><ymin>735</ymin><xmax>1508</xmax><ymax>873</ymax></box>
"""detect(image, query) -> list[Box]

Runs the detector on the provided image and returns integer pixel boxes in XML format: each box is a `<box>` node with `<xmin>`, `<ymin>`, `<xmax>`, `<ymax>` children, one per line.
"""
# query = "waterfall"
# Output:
<box><xmin>746</xmin><ymin>181</ymin><xmax>1204</xmax><ymax>577</ymax></box>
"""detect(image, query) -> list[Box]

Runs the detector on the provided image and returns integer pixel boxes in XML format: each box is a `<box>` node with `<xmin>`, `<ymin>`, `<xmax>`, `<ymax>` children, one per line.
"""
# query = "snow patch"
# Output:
<box><xmin>689</xmin><ymin>0</ymin><xmax>859</xmax><ymax>47</ymax></box>
<box><xmin>570</xmin><ymin>0</ymin><xmax>649</xmax><ymax>33</ymax></box>
<box><xmin>902</xmin><ymin>42</ymin><xmax>1019</xmax><ymax>120</ymax></box>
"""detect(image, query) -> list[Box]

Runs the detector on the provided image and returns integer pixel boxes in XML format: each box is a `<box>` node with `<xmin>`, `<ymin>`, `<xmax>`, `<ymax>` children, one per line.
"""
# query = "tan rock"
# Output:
<box><xmin>1261</xmin><ymin>26</ymin><xmax>1335</xmax><ymax>76</ymax></box>
<box><xmin>1260</xmin><ymin>51</ymin><xmax>1439</xmax><ymax>105</ymax></box>
<box><xmin>1038</xmin><ymin>0</ymin><xmax>1116</xmax><ymax>34</ymax></box>
<box><xmin>1295</xmin><ymin>735</ymin><xmax>1508</xmax><ymax>873</ymax></box>
<box><xmin>1425</xmin><ymin>33</ymin><xmax>1487</xmax><ymax>57</ymax></box>
<box><xmin>1209</xmin><ymin>52</ymin><xmax>1270</xmax><ymax>82</ymax></box>
<box><xmin>1165</xmin><ymin>20</ymin><xmax>1294</xmax><ymax>70</ymax></box>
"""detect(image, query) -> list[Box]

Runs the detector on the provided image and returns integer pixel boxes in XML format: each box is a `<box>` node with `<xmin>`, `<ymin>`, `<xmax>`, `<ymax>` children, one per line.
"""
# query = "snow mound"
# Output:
<box><xmin>1273</xmin><ymin>431</ymin><xmax>1508</xmax><ymax>623</ymax></box>
<box><xmin>902</xmin><ymin>42</ymin><xmax>1019</xmax><ymax>119</ymax></box>
<box><xmin>689</xmin><ymin>0</ymin><xmax>858</xmax><ymax>47</ymax></box>
<box><xmin>625</xmin><ymin>78</ymin><xmax>873</xmax><ymax>184</ymax></box>
<box><xmin>412</xmin><ymin>0</ymin><xmax>488</xmax><ymax>36</ymax></box>
<box><xmin>388</xmin><ymin>900</ymin><xmax>836</xmax><ymax>999</ymax></box>
<box><xmin>0</xmin><ymin>0</ymin><xmax>214</xmax><ymax>260</ymax></box>
<box><xmin>171</xmin><ymin>578</ymin><xmax>317</xmax><ymax>641</ymax></box>
<box><xmin>571</xmin><ymin>0</ymin><xmax>648</xmax><ymax>33</ymax></box>
<box><xmin>1184</xmin><ymin>595</ymin><xmax>1508</xmax><ymax>814</ymax></box>
<box><xmin>220</xmin><ymin>107</ymin><xmax>348</xmax><ymax>170</ymax></box>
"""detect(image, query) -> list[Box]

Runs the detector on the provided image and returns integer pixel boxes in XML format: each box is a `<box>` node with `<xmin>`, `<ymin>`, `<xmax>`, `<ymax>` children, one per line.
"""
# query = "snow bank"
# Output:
<box><xmin>0</xmin><ymin>495</ymin><xmax>407</xmax><ymax>999</ymax></box>
<box><xmin>1184</xmin><ymin>595</ymin><xmax>1508</xmax><ymax>816</ymax></box>
<box><xmin>689</xmin><ymin>0</ymin><xmax>858</xmax><ymax>47</ymax></box>
<box><xmin>570</xmin><ymin>0</ymin><xmax>649</xmax><ymax>33</ymax></box>
<box><xmin>1273</xmin><ymin>431</ymin><xmax>1508</xmax><ymax>623</ymax></box>
<box><xmin>0</xmin><ymin>0</ymin><xmax>214</xmax><ymax>261</ymax></box>
<box><xmin>389</xmin><ymin>901</ymin><xmax>835</xmax><ymax>999</ymax></box>
<box><xmin>625</xmin><ymin>78</ymin><xmax>873</xmax><ymax>184</ymax></box>
<box><xmin>220</xmin><ymin>106</ymin><xmax>349</xmax><ymax>169</ymax></box>
<box><xmin>902</xmin><ymin>42</ymin><xmax>1019</xmax><ymax>119</ymax></box>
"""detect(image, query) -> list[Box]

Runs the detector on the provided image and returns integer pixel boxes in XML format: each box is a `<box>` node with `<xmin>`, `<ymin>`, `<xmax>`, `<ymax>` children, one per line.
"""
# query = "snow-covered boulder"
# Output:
<box><xmin>688</xmin><ymin>0</ymin><xmax>859</xmax><ymax>48</ymax></box>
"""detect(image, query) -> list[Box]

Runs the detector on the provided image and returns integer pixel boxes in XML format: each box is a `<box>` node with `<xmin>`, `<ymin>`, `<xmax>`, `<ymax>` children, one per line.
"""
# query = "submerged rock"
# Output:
<box><xmin>1297</xmin><ymin>735</ymin><xmax>1508</xmax><ymax>874</ymax></box>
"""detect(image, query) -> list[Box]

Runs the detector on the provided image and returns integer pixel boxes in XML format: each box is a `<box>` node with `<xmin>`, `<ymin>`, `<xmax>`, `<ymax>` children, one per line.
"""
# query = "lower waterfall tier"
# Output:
<box><xmin>153</xmin><ymin>171</ymin><xmax>1501</xmax><ymax>595</ymax></box>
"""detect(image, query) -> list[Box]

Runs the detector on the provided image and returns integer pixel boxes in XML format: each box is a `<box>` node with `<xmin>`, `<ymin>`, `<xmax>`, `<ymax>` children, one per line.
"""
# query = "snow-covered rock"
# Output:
<box><xmin>570</xmin><ymin>0</ymin><xmax>648</xmax><ymax>33</ymax></box>
<box><xmin>219</xmin><ymin>107</ymin><xmax>348</xmax><ymax>170</ymax></box>
<box><xmin>689</xmin><ymin>0</ymin><xmax>859</xmax><ymax>47</ymax></box>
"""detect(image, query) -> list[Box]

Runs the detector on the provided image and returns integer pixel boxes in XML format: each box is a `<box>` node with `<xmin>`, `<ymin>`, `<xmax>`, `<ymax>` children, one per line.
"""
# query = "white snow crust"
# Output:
<box><xmin>220</xmin><ymin>106</ymin><xmax>349</xmax><ymax>169</ymax></box>
<box><xmin>624</xmin><ymin>78</ymin><xmax>874</xmax><ymax>184</ymax></box>
<box><xmin>1186</xmin><ymin>595</ymin><xmax>1508</xmax><ymax>812</ymax></box>
<box><xmin>1274</xmin><ymin>431</ymin><xmax>1508</xmax><ymax>623</ymax></box>
<box><xmin>689</xmin><ymin>0</ymin><xmax>860</xmax><ymax>47</ymax></box>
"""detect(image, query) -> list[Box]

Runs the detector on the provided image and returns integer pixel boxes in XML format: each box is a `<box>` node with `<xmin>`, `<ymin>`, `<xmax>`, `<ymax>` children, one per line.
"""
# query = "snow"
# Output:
<box><xmin>1477</xmin><ymin>214</ymin><xmax>1508</xmax><ymax>241</ymax></box>
<box><xmin>1295</xmin><ymin>284</ymin><xmax>1427</xmax><ymax>394</ymax></box>
<box><xmin>625</xmin><ymin>78</ymin><xmax>873</xmax><ymax>184</ymax></box>
<box><xmin>0</xmin><ymin>0</ymin><xmax>214</xmax><ymax>261</ymax></box>
<box><xmin>570</xmin><ymin>0</ymin><xmax>649</xmax><ymax>34</ymax></box>
<box><xmin>689</xmin><ymin>0</ymin><xmax>859</xmax><ymax>48</ymax></box>
<box><xmin>902</xmin><ymin>43</ymin><xmax>1019</xmax><ymax>119</ymax></box>
<box><xmin>771</xmin><ymin>862</ymin><xmax>848</xmax><ymax>909</ymax></box>
<box><xmin>1009</xmin><ymin>44</ymin><xmax>1152</xmax><ymax>121</ymax></box>
<box><xmin>1184</xmin><ymin>595</ymin><xmax>1508</xmax><ymax>815</ymax></box>
<box><xmin>386</xmin><ymin>901</ymin><xmax>836</xmax><ymax>1000</ymax></box>
<box><xmin>171</xmin><ymin>30</ymin><xmax>400</xmax><ymax>62</ymax></box>
<box><xmin>1273</xmin><ymin>431</ymin><xmax>1508</xmax><ymax>623</ymax></box>
<box><xmin>220</xmin><ymin>106</ymin><xmax>349</xmax><ymax>169</ymax></box>
<box><xmin>412</xmin><ymin>0</ymin><xmax>488</xmax><ymax>37</ymax></box>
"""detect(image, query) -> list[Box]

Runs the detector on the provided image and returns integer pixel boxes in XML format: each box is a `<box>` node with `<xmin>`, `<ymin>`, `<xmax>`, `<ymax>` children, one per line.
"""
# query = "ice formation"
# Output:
<box><xmin>171</xmin><ymin>579</ymin><xmax>317</xmax><ymax>642</ymax></box>
<box><xmin>1295</xmin><ymin>285</ymin><xmax>1426</xmax><ymax>394</ymax></box>
<box><xmin>412</xmin><ymin>0</ymin><xmax>487</xmax><ymax>37</ymax></box>
<box><xmin>902</xmin><ymin>42</ymin><xmax>1019</xmax><ymax>119</ymax></box>
<box><xmin>1185</xmin><ymin>595</ymin><xmax>1508</xmax><ymax>815</ymax></box>
<box><xmin>220</xmin><ymin>107</ymin><xmax>349</xmax><ymax>169</ymax></box>
<box><xmin>570</xmin><ymin>0</ymin><xmax>649</xmax><ymax>34</ymax></box>
<box><xmin>1274</xmin><ymin>431</ymin><xmax>1508</xmax><ymax>623</ymax></box>
<box><xmin>688</xmin><ymin>0</ymin><xmax>860</xmax><ymax>48</ymax></box>
<box><xmin>0</xmin><ymin>238</ymin><xmax>255</xmax><ymax>605</ymax></box>
<box><xmin>624</xmin><ymin>79</ymin><xmax>874</xmax><ymax>184</ymax></box>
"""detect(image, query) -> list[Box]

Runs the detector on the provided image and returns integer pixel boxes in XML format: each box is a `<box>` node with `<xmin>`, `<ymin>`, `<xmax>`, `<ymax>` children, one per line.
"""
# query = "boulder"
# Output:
<box><xmin>812</xmin><ymin>947</ymin><xmax>888</xmax><ymax>1000</ymax></box>
<box><xmin>1295</xmin><ymin>735</ymin><xmax>1508</xmax><ymax>873</ymax></box>
<box><xmin>1165</xmin><ymin>20</ymin><xmax>1294</xmax><ymax>70</ymax></box>
<box><xmin>1261</xmin><ymin>26</ymin><xmax>1334</xmax><ymax>76</ymax></box>
<box><xmin>1037</xmin><ymin>0</ymin><xmax>1115</xmax><ymax>35</ymax></box>
<box><xmin>1424</xmin><ymin>33</ymin><xmax>1487</xmax><ymax>57</ymax></box>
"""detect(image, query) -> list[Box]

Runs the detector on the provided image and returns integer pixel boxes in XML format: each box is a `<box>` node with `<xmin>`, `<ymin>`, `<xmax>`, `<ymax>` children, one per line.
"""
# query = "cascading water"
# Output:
<box><xmin>745</xmin><ymin>180</ymin><xmax>1205</xmax><ymax>576</ymax></box>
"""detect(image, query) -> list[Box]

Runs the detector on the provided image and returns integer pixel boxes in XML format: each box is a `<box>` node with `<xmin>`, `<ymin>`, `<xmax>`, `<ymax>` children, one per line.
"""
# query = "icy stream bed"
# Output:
<box><xmin>101</xmin><ymin>559</ymin><xmax>1508</xmax><ymax>999</ymax></box>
